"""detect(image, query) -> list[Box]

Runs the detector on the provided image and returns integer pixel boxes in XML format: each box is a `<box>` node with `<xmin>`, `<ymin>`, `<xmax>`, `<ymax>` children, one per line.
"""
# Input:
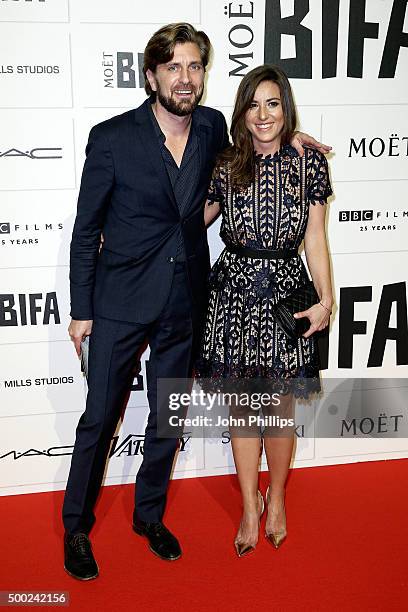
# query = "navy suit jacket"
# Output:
<box><xmin>70</xmin><ymin>98</ymin><xmax>229</xmax><ymax>324</ymax></box>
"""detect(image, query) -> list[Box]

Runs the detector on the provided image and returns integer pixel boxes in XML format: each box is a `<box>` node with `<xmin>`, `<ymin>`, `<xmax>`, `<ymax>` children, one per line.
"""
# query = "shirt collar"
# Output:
<box><xmin>147</xmin><ymin>99</ymin><xmax>166</xmax><ymax>142</ymax></box>
<box><xmin>148</xmin><ymin>98</ymin><xmax>199</xmax><ymax>143</ymax></box>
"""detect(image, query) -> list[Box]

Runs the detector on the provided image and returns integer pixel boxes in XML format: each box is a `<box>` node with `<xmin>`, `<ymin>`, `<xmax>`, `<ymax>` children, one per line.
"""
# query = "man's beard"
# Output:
<box><xmin>157</xmin><ymin>84</ymin><xmax>203</xmax><ymax>117</ymax></box>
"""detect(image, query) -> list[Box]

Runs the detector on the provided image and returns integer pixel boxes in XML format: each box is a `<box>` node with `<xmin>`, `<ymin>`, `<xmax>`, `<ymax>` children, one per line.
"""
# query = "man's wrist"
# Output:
<box><xmin>319</xmin><ymin>295</ymin><xmax>334</xmax><ymax>310</ymax></box>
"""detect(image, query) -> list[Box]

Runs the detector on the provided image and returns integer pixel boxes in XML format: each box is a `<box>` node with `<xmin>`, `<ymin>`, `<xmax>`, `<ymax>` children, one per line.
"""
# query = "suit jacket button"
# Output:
<box><xmin>167</xmin><ymin>256</ymin><xmax>175</xmax><ymax>263</ymax></box>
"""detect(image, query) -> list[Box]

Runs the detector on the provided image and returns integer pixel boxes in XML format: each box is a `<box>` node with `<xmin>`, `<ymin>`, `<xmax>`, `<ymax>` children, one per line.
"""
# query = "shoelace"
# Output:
<box><xmin>70</xmin><ymin>534</ymin><xmax>92</xmax><ymax>557</ymax></box>
<box><xmin>148</xmin><ymin>523</ymin><xmax>169</xmax><ymax>537</ymax></box>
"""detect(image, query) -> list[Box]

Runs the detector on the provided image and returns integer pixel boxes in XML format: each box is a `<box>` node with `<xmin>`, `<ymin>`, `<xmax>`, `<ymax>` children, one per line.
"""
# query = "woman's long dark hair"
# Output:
<box><xmin>220</xmin><ymin>64</ymin><xmax>297</xmax><ymax>188</ymax></box>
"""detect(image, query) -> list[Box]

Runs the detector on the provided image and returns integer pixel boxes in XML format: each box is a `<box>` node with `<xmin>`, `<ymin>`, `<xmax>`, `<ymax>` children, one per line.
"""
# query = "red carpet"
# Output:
<box><xmin>1</xmin><ymin>460</ymin><xmax>407</xmax><ymax>611</ymax></box>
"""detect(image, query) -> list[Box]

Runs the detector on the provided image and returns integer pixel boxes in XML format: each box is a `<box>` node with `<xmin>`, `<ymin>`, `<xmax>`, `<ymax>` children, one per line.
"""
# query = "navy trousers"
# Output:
<box><xmin>62</xmin><ymin>263</ymin><xmax>194</xmax><ymax>534</ymax></box>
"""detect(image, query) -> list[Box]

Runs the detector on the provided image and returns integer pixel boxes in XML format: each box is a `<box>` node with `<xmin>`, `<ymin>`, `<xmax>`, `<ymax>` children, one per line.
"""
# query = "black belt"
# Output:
<box><xmin>226</xmin><ymin>244</ymin><xmax>298</xmax><ymax>260</ymax></box>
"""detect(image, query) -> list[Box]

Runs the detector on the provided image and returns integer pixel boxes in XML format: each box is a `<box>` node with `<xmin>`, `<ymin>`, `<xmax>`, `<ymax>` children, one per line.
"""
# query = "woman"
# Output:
<box><xmin>195</xmin><ymin>65</ymin><xmax>333</xmax><ymax>556</ymax></box>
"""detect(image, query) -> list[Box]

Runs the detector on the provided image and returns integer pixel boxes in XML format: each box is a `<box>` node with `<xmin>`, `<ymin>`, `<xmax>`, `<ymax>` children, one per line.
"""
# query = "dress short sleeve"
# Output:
<box><xmin>206</xmin><ymin>163</ymin><xmax>227</xmax><ymax>207</ymax></box>
<box><xmin>306</xmin><ymin>148</ymin><xmax>333</xmax><ymax>205</ymax></box>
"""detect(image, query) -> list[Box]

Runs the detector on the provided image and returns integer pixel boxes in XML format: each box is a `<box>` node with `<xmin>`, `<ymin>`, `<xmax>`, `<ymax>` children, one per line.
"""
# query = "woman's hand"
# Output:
<box><xmin>290</xmin><ymin>132</ymin><xmax>332</xmax><ymax>157</ymax></box>
<box><xmin>294</xmin><ymin>301</ymin><xmax>332</xmax><ymax>338</ymax></box>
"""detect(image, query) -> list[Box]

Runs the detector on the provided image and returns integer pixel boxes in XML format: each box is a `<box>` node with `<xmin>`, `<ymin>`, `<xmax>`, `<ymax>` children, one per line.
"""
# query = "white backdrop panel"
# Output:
<box><xmin>0</xmin><ymin>190</ymin><xmax>74</xmax><ymax>268</ymax></box>
<box><xmin>325</xmin><ymin>250</ymin><xmax>408</xmax><ymax>376</ymax></box>
<box><xmin>316</xmin><ymin>436</ymin><xmax>408</xmax><ymax>460</ymax></box>
<box><xmin>327</xmin><ymin>180</ymin><xmax>408</xmax><ymax>255</ymax></box>
<box><xmin>0</xmin><ymin>340</ymin><xmax>85</xmax><ymax>418</ymax></box>
<box><xmin>0</xmin><ymin>0</ymin><xmax>69</xmax><ymax>23</ymax></box>
<box><xmin>74</xmin><ymin>0</ymin><xmax>200</xmax><ymax>24</ymax></box>
<box><xmin>203</xmin><ymin>0</ymin><xmax>266</xmax><ymax>109</ymax></box>
<box><xmin>73</xmin><ymin>25</ymin><xmax>158</xmax><ymax>108</ymax></box>
<box><xmin>0</xmin><ymin>111</ymin><xmax>75</xmax><ymax>190</ymax></box>
<box><xmin>0</xmin><ymin>266</ymin><xmax>70</xmax><ymax>344</ymax></box>
<box><xmin>0</xmin><ymin>24</ymin><xmax>72</xmax><ymax>108</ymax></box>
<box><xmin>322</xmin><ymin>106</ymin><xmax>408</xmax><ymax>182</ymax></box>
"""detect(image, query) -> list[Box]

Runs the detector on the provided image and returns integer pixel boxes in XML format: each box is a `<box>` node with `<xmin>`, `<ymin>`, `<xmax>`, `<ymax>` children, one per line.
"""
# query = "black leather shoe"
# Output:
<box><xmin>64</xmin><ymin>532</ymin><xmax>99</xmax><ymax>580</ymax></box>
<box><xmin>133</xmin><ymin>519</ymin><xmax>181</xmax><ymax>561</ymax></box>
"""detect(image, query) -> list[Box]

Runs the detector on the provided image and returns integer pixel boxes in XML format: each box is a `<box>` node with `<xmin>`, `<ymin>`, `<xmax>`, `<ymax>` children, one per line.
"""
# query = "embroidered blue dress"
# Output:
<box><xmin>195</xmin><ymin>145</ymin><xmax>333</xmax><ymax>398</ymax></box>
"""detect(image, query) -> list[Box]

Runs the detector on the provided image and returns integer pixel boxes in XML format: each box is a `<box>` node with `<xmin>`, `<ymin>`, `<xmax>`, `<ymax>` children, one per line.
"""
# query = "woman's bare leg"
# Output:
<box><xmin>263</xmin><ymin>393</ymin><xmax>295</xmax><ymax>542</ymax></box>
<box><xmin>229</xmin><ymin>401</ymin><xmax>263</xmax><ymax>552</ymax></box>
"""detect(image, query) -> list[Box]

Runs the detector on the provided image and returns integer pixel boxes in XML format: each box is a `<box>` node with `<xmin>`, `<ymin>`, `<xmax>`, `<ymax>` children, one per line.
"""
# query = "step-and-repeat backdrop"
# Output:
<box><xmin>1</xmin><ymin>0</ymin><xmax>407</xmax><ymax>496</ymax></box>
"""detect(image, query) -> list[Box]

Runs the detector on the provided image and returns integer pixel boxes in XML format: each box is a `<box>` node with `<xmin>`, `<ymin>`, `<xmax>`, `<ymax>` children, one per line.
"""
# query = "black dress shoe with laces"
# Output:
<box><xmin>133</xmin><ymin>518</ymin><xmax>181</xmax><ymax>561</ymax></box>
<box><xmin>64</xmin><ymin>532</ymin><xmax>99</xmax><ymax>580</ymax></box>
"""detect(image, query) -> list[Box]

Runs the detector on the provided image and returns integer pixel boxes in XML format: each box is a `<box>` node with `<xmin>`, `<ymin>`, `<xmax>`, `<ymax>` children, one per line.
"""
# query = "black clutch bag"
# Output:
<box><xmin>273</xmin><ymin>280</ymin><xmax>320</xmax><ymax>340</ymax></box>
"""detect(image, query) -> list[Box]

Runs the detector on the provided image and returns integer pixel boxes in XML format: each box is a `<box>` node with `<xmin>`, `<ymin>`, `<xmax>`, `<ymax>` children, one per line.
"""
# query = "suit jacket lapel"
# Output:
<box><xmin>196</xmin><ymin>110</ymin><xmax>213</xmax><ymax>181</ymax></box>
<box><xmin>134</xmin><ymin>99</ymin><xmax>178</xmax><ymax>213</ymax></box>
<box><xmin>187</xmin><ymin>109</ymin><xmax>213</xmax><ymax>214</ymax></box>
<box><xmin>133</xmin><ymin>99</ymin><xmax>214</xmax><ymax>216</ymax></box>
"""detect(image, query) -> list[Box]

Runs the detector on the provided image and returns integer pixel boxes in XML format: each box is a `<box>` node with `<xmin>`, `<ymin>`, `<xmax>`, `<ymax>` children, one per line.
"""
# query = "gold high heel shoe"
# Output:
<box><xmin>265</xmin><ymin>486</ymin><xmax>287</xmax><ymax>549</ymax></box>
<box><xmin>234</xmin><ymin>490</ymin><xmax>265</xmax><ymax>558</ymax></box>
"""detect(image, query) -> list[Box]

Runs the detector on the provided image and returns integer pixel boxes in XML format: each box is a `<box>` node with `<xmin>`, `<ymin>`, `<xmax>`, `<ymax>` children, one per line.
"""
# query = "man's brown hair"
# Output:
<box><xmin>143</xmin><ymin>22</ymin><xmax>211</xmax><ymax>97</ymax></box>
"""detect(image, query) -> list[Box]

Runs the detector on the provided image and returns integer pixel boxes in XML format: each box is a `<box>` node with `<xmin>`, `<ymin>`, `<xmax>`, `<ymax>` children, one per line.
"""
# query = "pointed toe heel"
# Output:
<box><xmin>265</xmin><ymin>485</ymin><xmax>287</xmax><ymax>550</ymax></box>
<box><xmin>265</xmin><ymin>531</ymin><xmax>287</xmax><ymax>549</ymax></box>
<box><xmin>234</xmin><ymin>489</ymin><xmax>264</xmax><ymax>558</ymax></box>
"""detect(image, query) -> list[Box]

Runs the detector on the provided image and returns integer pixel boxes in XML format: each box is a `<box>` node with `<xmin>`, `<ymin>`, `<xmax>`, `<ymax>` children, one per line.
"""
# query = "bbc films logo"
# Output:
<box><xmin>338</xmin><ymin>209</ymin><xmax>408</xmax><ymax>233</ymax></box>
<box><xmin>223</xmin><ymin>0</ymin><xmax>408</xmax><ymax>78</ymax></box>
<box><xmin>0</xmin><ymin>221</ymin><xmax>64</xmax><ymax>247</ymax></box>
<box><xmin>0</xmin><ymin>147</ymin><xmax>63</xmax><ymax>160</ymax></box>
<box><xmin>102</xmin><ymin>52</ymin><xmax>145</xmax><ymax>89</ymax></box>
<box><xmin>0</xmin><ymin>223</ymin><xmax>10</xmax><ymax>234</ymax></box>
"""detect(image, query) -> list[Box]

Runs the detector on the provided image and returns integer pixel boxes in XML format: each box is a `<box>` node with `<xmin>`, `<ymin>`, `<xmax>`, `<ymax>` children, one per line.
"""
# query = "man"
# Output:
<box><xmin>63</xmin><ymin>22</ymin><xmax>329</xmax><ymax>580</ymax></box>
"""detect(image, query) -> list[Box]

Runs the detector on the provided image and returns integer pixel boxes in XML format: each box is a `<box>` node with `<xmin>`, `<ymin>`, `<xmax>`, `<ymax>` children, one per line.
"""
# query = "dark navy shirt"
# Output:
<box><xmin>148</xmin><ymin>101</ymin><xmax>200</xmax><ymax>262</ymax></box>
